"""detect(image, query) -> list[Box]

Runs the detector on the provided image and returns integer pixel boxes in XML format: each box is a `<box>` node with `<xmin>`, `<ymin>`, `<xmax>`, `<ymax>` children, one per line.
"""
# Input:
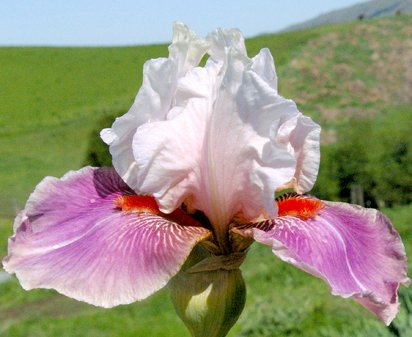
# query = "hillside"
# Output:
<box><xmin>278</xmin><ymin>14</ymin><xmax>412</xmax><ymax>142</ymax></box>
<box><xmin>0</xmin><ymin>45</ymin><xmax>167</xmax><ymax>216</ymax></box>
<box><xmin>284</xmin><ymin>0</ymin><xmax>412</xmax><ymax>31</ymax></box>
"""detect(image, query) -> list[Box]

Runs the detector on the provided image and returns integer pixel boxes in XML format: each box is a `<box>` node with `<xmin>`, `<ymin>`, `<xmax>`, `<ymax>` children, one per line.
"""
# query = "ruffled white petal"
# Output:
<box><xmin>251</xmin><ymin>48</ymin><xmax>278</xmax><ymax>91</ymax></box>
<box><xmin>104</xmin><ymin>24</ymin><xmax>321</xmax><ymax>235</ymax></box>
<box><xmin>101</xmin><ymin>22</ymin><xmax>209</xmax><ymax>190</ymax></box>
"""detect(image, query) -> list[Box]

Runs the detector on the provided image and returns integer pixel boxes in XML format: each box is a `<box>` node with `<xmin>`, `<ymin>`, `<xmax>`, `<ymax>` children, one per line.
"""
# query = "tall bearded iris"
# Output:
<box><xmin>2</xmin><ymin>23</ymin><xmax>409</xmax><ymax>336</ymax></box>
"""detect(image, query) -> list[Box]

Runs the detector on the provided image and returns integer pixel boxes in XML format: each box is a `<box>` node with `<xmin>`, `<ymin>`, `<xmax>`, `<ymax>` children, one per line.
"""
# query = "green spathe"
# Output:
<box><xmin>169</xmin><ymin>246</ymin><xmax>246</xmax><ymax>337</ymax></box>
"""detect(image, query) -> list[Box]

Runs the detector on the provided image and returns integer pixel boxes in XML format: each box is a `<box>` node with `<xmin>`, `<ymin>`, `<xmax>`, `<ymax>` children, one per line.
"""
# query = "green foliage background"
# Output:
<box><xmin>313</xmin><ymin>107</ymin><xmax>412</xmax><ymax>206</ymax></box>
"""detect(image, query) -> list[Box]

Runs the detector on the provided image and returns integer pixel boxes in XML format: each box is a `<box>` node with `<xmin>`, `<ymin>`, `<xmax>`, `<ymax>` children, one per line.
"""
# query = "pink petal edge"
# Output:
<box><xmin>236</xmin><ymin>200</ymin><xmax>409</xmax><ymax>325</ymax></box>
<box><xmin>2</xmin><ymin>167</ymin><xmax>209</xmax><ymax>307</ymax></box>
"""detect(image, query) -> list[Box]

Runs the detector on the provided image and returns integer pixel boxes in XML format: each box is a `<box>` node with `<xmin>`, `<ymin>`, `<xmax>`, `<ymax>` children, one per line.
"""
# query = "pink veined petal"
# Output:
<box><xmin>236</xmin><ymin>200</ymin><xmax>409</xmax><ymax>325</ymax></box>
<box><xmin>2</xmin><ymin>167</ymin><xmax>209</xmax><ymax>308</ymax></box>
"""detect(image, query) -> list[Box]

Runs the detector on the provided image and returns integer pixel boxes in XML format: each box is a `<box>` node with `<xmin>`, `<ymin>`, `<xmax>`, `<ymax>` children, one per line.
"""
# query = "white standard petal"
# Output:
<box><xmin>251</xmin><ymin>48</ymin><xmax>278</xmax><ymax>91</ymax></box>
<box><xmin>101</xmin><ymin>22</ymin><xmax>209</xmax><ymax>190</ymax></box>
<box><xmin>276</xmin><ymin>114</ymin><xmax>321</xmax><ymax>193</ymax></box>
<box><xmin>131</xmin><ymin>27</ymin><xmax>320</xmax><ymax>251</ymax></box>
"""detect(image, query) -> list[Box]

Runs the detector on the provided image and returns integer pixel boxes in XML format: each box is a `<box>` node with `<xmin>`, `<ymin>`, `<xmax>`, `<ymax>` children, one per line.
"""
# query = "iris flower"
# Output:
<box><xmin>2</xmin><ymin>23</ymin><xmax>409</xmax><ymax>335</ymax></box>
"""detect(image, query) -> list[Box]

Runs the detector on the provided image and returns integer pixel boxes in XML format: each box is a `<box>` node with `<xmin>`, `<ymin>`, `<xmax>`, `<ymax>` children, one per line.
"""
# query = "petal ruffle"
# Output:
<box><xmin>130</xmin><ymin>27</ymin><xmax>320</xmax><ymax>236</ymax></box>
<box><xmin>3</xmin><ymin>167</ymin><xmax>209</xmax><ymax>308</ymax></box>
<box><xmin>235</xmin><ymin>200</ymin><xmax>409</xmax><ymax>325</ymax></box>
<box><xmin>100</xmin><ymin>22</ymin><xmax>209</xmax><ymax>189</ymax></box>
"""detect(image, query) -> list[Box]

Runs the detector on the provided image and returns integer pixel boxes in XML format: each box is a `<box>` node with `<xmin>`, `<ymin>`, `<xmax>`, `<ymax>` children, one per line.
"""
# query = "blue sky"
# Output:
<box><xmin>1</xmin><ymin>0</ymin><xmax>363</xmax><ymax>46</ymax></box>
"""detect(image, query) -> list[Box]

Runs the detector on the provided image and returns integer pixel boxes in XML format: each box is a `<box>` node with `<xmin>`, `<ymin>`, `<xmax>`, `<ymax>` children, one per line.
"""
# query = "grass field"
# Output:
<box><xmin>1</xmin><ymin>14</ymin><xmax>411</xmax><ymax>336</ymax></box>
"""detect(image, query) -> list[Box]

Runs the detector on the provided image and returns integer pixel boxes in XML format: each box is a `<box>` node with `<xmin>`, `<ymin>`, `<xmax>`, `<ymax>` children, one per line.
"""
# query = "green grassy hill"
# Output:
<box><xmin>279</xmin><ymin>14</ymin><xmax>412</xmax><ymax>131</ymax></box>
<box><xmin>0</xmin><ymin>45</ymin><xmax>167</xmax><ymax>216</ymax></box>
<box><xmin>1</xmin><ymin>14</ymin><xmax>411</xmax><ymax>337</ymax></box>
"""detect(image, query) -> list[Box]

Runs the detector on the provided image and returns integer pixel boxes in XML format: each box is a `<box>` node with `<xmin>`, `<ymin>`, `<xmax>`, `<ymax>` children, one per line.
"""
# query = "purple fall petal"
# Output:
<box><xmin>236</xmin><ymin>200</ymin><xmax>409</xmax><ymax>325</ymax></box>
<box><xmin>3</xmin><ymin>167</ymin><xmax>209</xmax><ymax>307</ymax></box>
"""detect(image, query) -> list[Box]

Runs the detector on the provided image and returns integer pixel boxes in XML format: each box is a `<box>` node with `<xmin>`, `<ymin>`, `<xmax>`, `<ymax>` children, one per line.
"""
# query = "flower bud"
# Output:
<box><xmin>168</xmin><ymin>246</ymin><xmax>246</xmax><ymax>337</ymax></box>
